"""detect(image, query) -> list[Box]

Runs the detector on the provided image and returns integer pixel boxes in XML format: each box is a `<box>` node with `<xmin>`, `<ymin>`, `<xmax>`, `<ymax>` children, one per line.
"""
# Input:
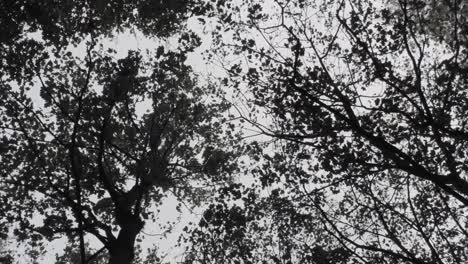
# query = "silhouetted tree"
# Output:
<box><xmin>185</xmin><ymin>0</ymin><xmax>468</xmax><ymax>263</ymax></box>
<box><xmin>183</xmin><ymin>184</ymin><xmax>351</xmax><ymax>263</ymax></box>
<box><xmin>0</xmin><ymin>1</ymin><xmax>239</xmax><ymax>264</ymax></box>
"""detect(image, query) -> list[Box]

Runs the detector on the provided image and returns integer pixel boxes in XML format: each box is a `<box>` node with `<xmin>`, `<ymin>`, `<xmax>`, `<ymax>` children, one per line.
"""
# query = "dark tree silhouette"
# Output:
<box><xmin>184</xmin><ymin>0</ymin><xmax>468</xmax><ymax>263</ymax></box>
<box><xmin>0</xmin><ymin>1</ymin><xmax>239</xmax><ymax>264</ymax></box>
<box><xmin>183</xmin><ymin>184</ymin><xmax>351</xmax><ymax>263</ymax></box>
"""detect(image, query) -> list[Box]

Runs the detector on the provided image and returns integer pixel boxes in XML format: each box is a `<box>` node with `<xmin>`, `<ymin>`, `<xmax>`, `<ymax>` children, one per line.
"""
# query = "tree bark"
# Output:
<box><xmin>107</xmin><ymin>216</ymin><xmax>143</xmax><ymax>264</ymax></box>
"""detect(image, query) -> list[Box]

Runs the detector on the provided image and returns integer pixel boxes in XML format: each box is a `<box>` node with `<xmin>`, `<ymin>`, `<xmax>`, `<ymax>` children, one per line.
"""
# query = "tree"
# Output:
<box><xmin>185</xmin><ymin>0</ymin><xmax>468</xmax><ymax>263</ymax></box>
<box><xmin>0</xmin><ymin>1</ymin><xmax>239</xmax><ymax>264</ymax></box>
<box><xmin>183</xmin><ymin>184</ymin><xmax>351</xmax><ymax>263</ymax></box>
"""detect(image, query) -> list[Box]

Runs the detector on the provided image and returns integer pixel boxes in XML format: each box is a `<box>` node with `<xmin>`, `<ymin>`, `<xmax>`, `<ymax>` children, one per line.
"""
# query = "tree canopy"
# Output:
<box><xmin>0</xmin><ymin>1</ymin><xmax>239</xmax><ymax>263</ymax></box>
<box><xmin>2</xmin><ymin>0</ymin><xmax>468</xmax><ymax>263</ymax></box>
<box><xmin>183</xmin><ymin>0</ymin><xmax>468</xmax><ymax>263</ymax></box>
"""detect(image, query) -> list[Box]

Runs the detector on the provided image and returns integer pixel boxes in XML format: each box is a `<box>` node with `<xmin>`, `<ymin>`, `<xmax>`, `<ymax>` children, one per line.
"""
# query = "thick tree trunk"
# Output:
<box><xmin>108</xmin><ymin>217</ymin><xmax>143</xmax><ymax>264</ymax></box>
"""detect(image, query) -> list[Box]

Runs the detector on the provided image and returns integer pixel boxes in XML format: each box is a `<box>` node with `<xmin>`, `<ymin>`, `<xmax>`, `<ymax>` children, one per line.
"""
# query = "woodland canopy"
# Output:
<box><xmin>1</xmin><ymin>0</ymin><xmax>468</xmax><ymax>264</ymax></box>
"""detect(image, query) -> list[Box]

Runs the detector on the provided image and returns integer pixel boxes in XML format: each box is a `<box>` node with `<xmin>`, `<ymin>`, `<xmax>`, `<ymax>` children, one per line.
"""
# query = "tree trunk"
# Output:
<box><xmin>108</xmin><ymin>217</ymin><xmax>143</xmax><ymax>264</ymax></box>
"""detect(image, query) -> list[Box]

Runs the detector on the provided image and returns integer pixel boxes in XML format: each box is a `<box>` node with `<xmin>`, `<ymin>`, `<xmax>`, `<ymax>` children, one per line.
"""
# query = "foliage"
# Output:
<box><xmin>0</xmin><ymin>1</ymin><xmax>240</xmax><ymax>263</ymax></box>
<box><xmin>5</xmin><ymin>0</ymin><xmax>468</xmax><ymax>263</ymax></box>
<box><xmin>184</xmin><ymin>0</ymin><xmax>468</xmax><ymax>263</ymax></box>
<box><xmin>0</xmin><ymin>0</ymin><xmax>204</xmax><ymax>45</ymax></box>
<box><xmin>183</xmin><ymin>183</ymin><xmax>351</xmax><ymax>263</ymax></box>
